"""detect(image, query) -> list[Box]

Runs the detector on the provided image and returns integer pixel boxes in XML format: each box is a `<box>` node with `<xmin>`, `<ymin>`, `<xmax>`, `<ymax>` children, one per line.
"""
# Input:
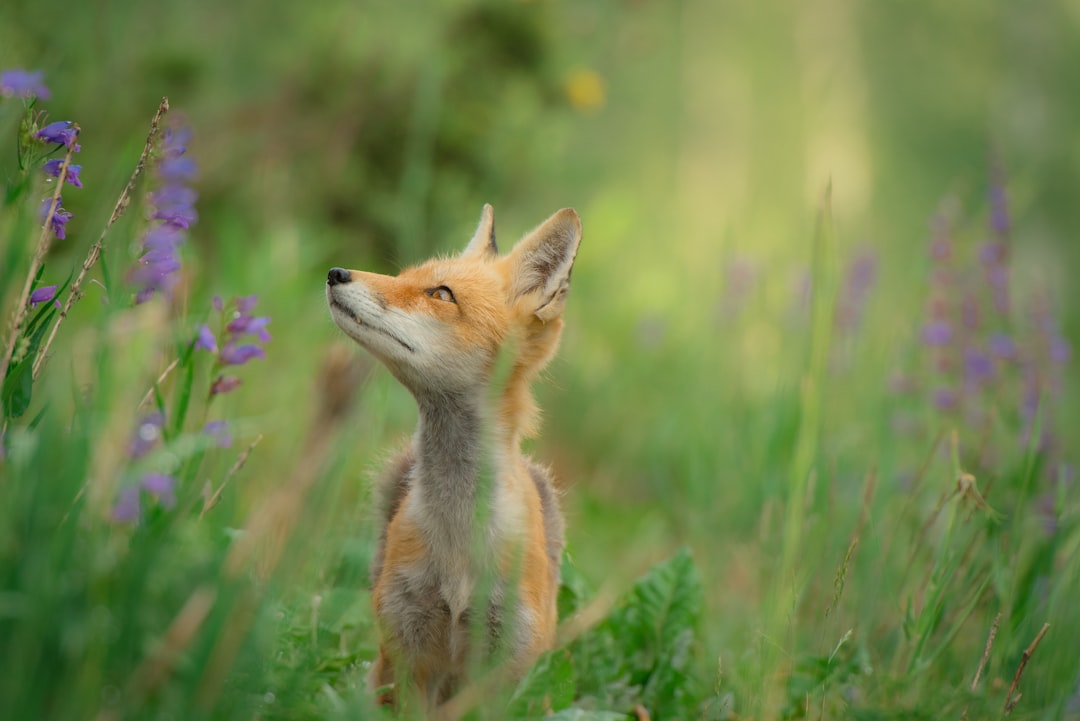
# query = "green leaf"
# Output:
<box><xmin>316</xmin><ymin>588</ymin><xmax>371</xmax><ymax>634</ymax></box>
<box><xmin>509</xmin><ymin>649</ymin><xmax>576</xmax><ymax>717</ymax></box>
<box><xmin>2</xmin><ymin>356</ymin><xmax>33</xmax><ymax>418</ymax></box>
<box><xmin>171</xmin><ymin>342</ymin><xmax>196</xmax><ymax>437</ymax></box>
<box><xmin>572</xmin><ymin>547</ymin><xmax>704</xmax><ymax>717</ymax></box>
<box><xmin>533</xmin><ymin>711</ymin><xmax>629</xmax><ymax>721</ymax></box>
<box><xmin>558</xmin><ymin>550</ymin><xmax>591</xmax><ymax>619</ymax></box>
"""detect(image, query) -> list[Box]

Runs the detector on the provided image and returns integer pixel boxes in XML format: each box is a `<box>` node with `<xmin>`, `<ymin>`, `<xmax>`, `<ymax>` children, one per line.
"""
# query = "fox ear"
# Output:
<box><xmin>463</xmin><ymin>203</ymin><xmax>498</xmax><ymax>258</ymax></box>
<box><xmin>506</xmin><ymin>208</ymin><xmax>582</xmax><ymax>322</ymax></box>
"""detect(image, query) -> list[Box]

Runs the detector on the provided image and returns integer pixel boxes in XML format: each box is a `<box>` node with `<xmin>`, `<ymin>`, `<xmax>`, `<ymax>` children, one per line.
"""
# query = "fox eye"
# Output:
<box><xmin>426</xmin><ymin>285</ymin><xmax>456</xmax><ymax>303</ymax></box>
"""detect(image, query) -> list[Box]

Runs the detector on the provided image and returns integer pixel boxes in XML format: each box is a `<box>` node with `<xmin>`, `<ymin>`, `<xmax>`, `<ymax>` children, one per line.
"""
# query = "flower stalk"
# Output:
<box><xmin>32</xmin><ymin>97</ymin><xmax>170</xmax><ymax>380</ymax></box>
<box><xmin>0</xmin><ymin>132</ymin><xmax>79</xmax><ymax>391</ymax></box>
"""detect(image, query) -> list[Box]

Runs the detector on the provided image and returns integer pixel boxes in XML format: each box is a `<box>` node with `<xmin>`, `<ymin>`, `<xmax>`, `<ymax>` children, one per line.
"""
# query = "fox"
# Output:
<box><xmin>325</xmin><ymin>204</ymin><xmax>582</xmax><ymax>710</ymax></box>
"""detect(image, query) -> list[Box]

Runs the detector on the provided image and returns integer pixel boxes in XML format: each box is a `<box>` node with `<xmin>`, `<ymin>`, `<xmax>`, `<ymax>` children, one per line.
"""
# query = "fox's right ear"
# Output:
<box><xmin>506</xmin><ymin>208</ymin><xmax>582</xmax><ymax>323</ymax></box>
<box><xmin>462</xmin><ymin>203</ymin><xmax>498</xmax><ymax>258</ymax></box>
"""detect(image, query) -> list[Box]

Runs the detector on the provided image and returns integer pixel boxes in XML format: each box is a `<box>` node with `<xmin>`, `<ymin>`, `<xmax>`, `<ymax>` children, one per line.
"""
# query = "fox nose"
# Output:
<box><xmin>327</xmin><ymin>267</ymin><xmax>351</xmax><ymax>286</ymax></box>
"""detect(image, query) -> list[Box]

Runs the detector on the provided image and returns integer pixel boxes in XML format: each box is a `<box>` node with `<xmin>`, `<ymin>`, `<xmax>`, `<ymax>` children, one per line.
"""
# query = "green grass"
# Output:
<box><xmin>2</xmin><ymin>1</ymin><xmax>1079</xmax><ymax>719</ymax></box>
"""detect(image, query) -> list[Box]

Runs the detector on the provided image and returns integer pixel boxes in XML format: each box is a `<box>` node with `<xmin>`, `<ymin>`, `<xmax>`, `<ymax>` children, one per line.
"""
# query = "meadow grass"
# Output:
<box><xmin>2</xmin><ymin>1</ymin><xmax>1079</xmax><ymax>719</ymax></box>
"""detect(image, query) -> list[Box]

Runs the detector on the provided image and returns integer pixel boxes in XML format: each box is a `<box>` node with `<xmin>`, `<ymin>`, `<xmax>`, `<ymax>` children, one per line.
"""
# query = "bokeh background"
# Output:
<box><xmin>3</xmin><ymin>0</ymin><xmax>1079</xmax><ymax>718</ymax></box>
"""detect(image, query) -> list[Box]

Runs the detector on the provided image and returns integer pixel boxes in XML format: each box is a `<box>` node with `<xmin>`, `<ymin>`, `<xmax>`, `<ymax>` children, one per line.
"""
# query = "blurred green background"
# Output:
<box><xmin>3</xmin><ymin>0</ymin><xmax>1079</xmax><ymax>718</ymax></box>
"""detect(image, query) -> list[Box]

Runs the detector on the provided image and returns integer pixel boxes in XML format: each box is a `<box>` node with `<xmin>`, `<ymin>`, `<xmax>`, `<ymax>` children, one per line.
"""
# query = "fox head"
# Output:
<box><xmin>326</xmin><ymin>205</ymin><xmax>581</xmax><ymax>435</ymax></box>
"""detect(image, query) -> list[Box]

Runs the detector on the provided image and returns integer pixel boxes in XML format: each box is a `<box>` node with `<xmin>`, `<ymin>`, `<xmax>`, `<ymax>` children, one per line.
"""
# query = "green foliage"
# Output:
<box><xmin>2</xmin><ymin>1</ymin><xmax>1080</xmax><ymax>720</ymax></box>
<box><xmin>571</xmin><ymin>547</ymin><xmax>705</xmax><ymax>718</ymax></box>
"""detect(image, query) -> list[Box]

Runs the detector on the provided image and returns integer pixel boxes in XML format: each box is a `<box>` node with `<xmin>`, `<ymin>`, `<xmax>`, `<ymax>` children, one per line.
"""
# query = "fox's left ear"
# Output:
<box><xmin>506</xmin><ymin>208</ymin><xmax>582</xmax><ymax>322</ymax></box>
<box><xmin>463</xmin><ymin>203</ymin><xmax>498</xmax><ymax>258</ymax></box>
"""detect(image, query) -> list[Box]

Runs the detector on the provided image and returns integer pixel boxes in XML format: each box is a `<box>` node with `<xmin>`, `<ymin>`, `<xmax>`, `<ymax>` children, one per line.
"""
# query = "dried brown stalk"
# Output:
<box><xmin>1002</xmin><ymin>622</ymin><xmax>1049</xmax><ymax>716</ymax></box>
<box><xmin>200</xmin><ymin>434</ymin><xmax>263</xmax><ymax>518</ymax></box>
<box><xmin>0</xmin><ymin>131</ymin><xmax>80</xmax><ymax>388</ymax></box>
<box><xmin>960</xmin><ymin>611</ymin><xmax>1002</xmax><ymax>720</ymax></box>
<box><xmin>32</xmin><ymin>97</ymin><xmax>170</xmax><ymax>380</ymax></box>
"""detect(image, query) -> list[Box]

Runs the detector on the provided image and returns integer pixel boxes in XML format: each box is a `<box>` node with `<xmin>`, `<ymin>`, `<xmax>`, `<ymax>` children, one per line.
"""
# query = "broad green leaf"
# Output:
<box><xmin>2</xmin><ymin>356</ymin><xmax>33</xmax><ymax>418</ymax></box>
<box><xmin>572</xmin><ymin>547</ymin><xmax>704</xmax><ymax>717</ymax></box>
<box><xmin>509</xmin><ymin>648</ymin><xmax>576</xmax><ymax>717</ymax></box>
<box><xmin>534</xmin><ymin>711</ymin><xmax>629</xmax><ymax>721</ymax></box>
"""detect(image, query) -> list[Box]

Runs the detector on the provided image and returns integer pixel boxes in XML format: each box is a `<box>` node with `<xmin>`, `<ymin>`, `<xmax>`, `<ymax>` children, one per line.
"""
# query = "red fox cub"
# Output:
<box><xmin>325</xmin><ymin>205</ymin><xmax>581</xmax><ymax>708</ymax></box>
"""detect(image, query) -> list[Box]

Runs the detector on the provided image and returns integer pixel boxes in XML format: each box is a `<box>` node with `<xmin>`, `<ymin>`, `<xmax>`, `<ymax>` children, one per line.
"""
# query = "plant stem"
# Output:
<box><xmin>31</xmin><ymin>97</ymin><xmax>170</xmax><ymax>380</ymax></box>
<box><xmin>0</xmin><ymin>131</ymin><xmax>80</xmax><ymax>391</ymax></box>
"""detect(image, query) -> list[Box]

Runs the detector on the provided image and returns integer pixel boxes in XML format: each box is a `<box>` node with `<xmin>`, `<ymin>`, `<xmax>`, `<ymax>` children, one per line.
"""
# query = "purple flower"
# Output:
<box><xmin>1050</xmin><ymin>336</ymin><xmax>1071</xmax><ymax>365</ymax></box>
<box><xmin>929</xmin><ymin>214</ymin><xmax>952</xmax><ymax>261</ymax></box>
<box><xmin>921</xmin><ymin>320</ymin><xmax>953</xmax><ymax>347</ymax></box>
<box><xmin>35</xmin><ymin>120</ymin><xmax>80</xmax><ymax>151</ymax></box>
<box><xmin>161</xmin><ymin>125</ymin><xmax>192</xmax><ymax>158</ymax></box>
<box><xmin>42</xmin><ymin>159</ymin><xmax>83</xmax><ymax>188</ymax></box>
<box><xmin>979</xmin><ymin>241</ymin><xmax>1006</xmax><ymax>266</ymax></box>
<box><xmin>140</xmin><ymin>473</ymin><xmax>177</xmax><ymax>509</ymax></box>
<box><xmin>236</xmin><ymin>295</ymin><xmax>258</xmax><ymax>314</ymax></box>
<box><xmin>129</xmin><ymin>248</ymin><xmax>182</xmax><ymax>303</ymax></box>
<box><xmin>932</xmin><ymin>387</ymin><xmax>959</xmax><ymax>412</ymax></box>
<box><xmin>227</xmin><ymin>315</ymin><xmax>271</xmax><ymax>343</ymax></box>
<box><xmin>112</xmin><ymin>486</ymin><xmax>141</xmax><ymax>523</ymax></box>
<box><xmin>29</xmin><ymin>285</ymin><xmax>58</xmax><ymax>308</ymax></box>
<box><xmin>195</xmin><ymin>324</ymin><xmax>218</xmax><ymax>353</ymax></box>
<box><xmin>157</xmin><ymin>156</ymin><xmax>197</xmax><ymax>181</ymax></box>
<box><xmin>148</xmin><ymin>185</ymin><xmax>198</xmax><ymax>229</ymax></box>
<box><xmin>0</xmin><ymin>68</ymin><xmax>50</xmax><ymax>99</ymax></box>
<box><xmin>39</xmin><ymin>197</ymin><xmax>72</xmax><ymax>239</ymax></box>
<box><xmin>203</xmin><ymin>420</ymin><xmax>232</xmax><ymax>449</ymax></box>
<box><xmin>989</xmin><ymin>332</ymin><xmax>1014</xmax><ymax>360</ymax></box>
<box><xmin>141</xmin><ymin>225</ymin><xmax>184</xmax><ymax>252</ymax></box>
<box><xmin>964</xmin><ymin>349</ymin><xmax>994</xmax><ymax>385</ymax></box>
<box><xmin>129</xmin><ymin>411</ymin><xmax>165</xmax><ymax>458</ymax></box>
<box><xmin>219</xmin><ymin>343</ymin><xmax>265</xmax><ymax>366</ymax></box>
<box><xmin>836</xmin><ymin>249</ymin><xmax>878</xmax><ymax>333</ymax></box>
<box><xmin>211</xmin><ymin>375</ymin><xmax>242</xmax><ymax>395</ymax></box>
<box><xmin>960</xmin><ymin>294</ymin><xmax>980</xmax><ymax>331</ymax></box>
<box><xmin>1020</xmin><ymin>377</ymin><xmax>1040</xmax><ymax>421</ymax></box>
<box><xmin>212</xmin><ymin>295</ymin><xmax>224</xmax><ymax>312</ymax></box>
<box><xmin>988</xmin><ymin>169</ymin><xmax>1010</xmax><ymax>237</ymax></box>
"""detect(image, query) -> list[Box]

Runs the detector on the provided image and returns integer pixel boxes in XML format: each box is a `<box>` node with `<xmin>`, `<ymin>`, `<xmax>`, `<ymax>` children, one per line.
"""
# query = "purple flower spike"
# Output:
<box><xmin>921</xmin><ymin>320</ymin><xmax>953</xmax><ymax>347</ymax></box>
<box><xmin>157</xmin><ymin>156</ymin><xmax>197</xmax><ymax>181</ymax></box>
<box><xmin>129</xmin><ymin>119</ymin><xmax>197</xmax><ymax>303</ymax></box>
<box><xmin>35</xmin><ymin>120</ymin><xmax>80</xmax><ymax>151</ymax></box>
<box><xmin>212</xmin><ymin>295</ymin><xmax>224</xmax><ymax>312</ymax></box>
<box><xmin>29</xmin><ymin>284</ymin><xmax>58</xmax><ymax>307</ymax></box>
<box><xmin>0</xmin><ymin>68</ymin><xmax>51</xmax><ymax>99</ymax></box>
<box><xmin>140</xmin><ymin>472</ymin><xmax>177</xmax><ymax>509</ymax></box>
<box><xmin>39</xmin><ymin>198</ymin><xmax>72</xmax><ymax>239</ymax></box>
<box><xmin>195</xmin><ymin>324</ymin><xmax>218</xmax><ymax>353</ymax></box>
<box><xmin>219</xmin><ymin>343</ymin><xmax>265</xmax><ymax>366</ymax></box>
<box><xmin>211</xmin><ymin>375</ymin><xmax>242</xmax><ymax>395</ymax></box>
<box><xmin>203</xmin><ymin>420</ymin><xmax>233</xmax><ymax>449</ymax></box>
<box><xmin>112</xmin><ymin>486</ymin><xmax>142</xmax><ymax>523</ymax></box>
<box><xmin>43</xmin><ymin>159</ymin><xmax>83</xmax><ymax>188</ymax></box>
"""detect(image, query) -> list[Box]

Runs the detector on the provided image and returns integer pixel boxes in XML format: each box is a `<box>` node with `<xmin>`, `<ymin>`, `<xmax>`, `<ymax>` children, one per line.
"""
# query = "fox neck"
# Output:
<box><xmin>412</xmin><ymin>388</ymin><xmax>497</xmax><ymax>556</ymax></box>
